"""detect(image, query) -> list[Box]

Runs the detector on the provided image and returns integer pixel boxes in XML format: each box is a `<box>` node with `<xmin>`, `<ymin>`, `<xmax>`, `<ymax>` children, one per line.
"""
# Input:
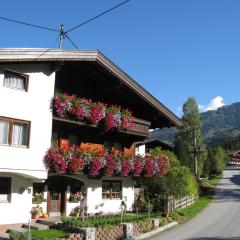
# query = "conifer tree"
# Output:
<box><xmin>175</xmin><ymin>97</ymin><xmax>207</xmax><ymax>175</ymax></box>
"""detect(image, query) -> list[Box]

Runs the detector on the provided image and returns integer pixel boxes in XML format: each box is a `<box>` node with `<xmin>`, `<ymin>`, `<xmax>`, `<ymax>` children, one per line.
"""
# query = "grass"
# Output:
<box><xmin>207</xmin><ymin>174</ymin><xmax>222</xmax><ymax>186</ymax></box>
<box><xmin>31</xmin><ymin>229</ymin><xmax>67</xmax><ymax>240</ymax></box>
<box><xmin>176</xmin><ymin>196</ymin><xmax>211</xmax><ymax>224</ymax></box>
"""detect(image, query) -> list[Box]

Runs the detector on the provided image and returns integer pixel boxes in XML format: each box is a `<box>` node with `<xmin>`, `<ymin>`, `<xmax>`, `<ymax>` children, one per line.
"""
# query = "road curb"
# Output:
<box><xmin>133</xmin><ymin>221</ymin><xmax>178</xmax><ymax>240</ymax></box>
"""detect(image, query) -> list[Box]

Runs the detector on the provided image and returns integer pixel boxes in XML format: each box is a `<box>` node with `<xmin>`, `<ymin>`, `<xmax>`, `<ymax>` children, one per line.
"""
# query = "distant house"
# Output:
<box><xmin>134</xmin><ymin>138</ymin><xmax>174</xmax><ymax>157</ymax></box>
<box><xmin>228</xmin><ymin>150</ymin><xmax>240</xmax><ymax>165</ymax></box>
<box><xmin>0</xmin><ymin>48</ymin><xmax>182</xmax><ymax>225</ymax></box>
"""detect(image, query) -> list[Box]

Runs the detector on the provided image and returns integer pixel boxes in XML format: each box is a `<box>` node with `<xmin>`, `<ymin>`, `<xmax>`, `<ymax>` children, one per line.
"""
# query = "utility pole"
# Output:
<box><xmin>59</xmin><ymin>24</ymin><xmax>65</xmax><ymax>49</ymax></box>
<box><xmin>177</xmin><ymin>126</ymin><xmax>202</xmax><ymax>178</ymax></box>
<box><xmin>193</xmin><ymin>128</ymin><xmax>198</xmax><ymax>178</ymax></box>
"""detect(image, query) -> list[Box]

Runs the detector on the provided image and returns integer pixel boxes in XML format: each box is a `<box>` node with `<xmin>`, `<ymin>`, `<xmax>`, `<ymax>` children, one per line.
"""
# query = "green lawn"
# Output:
<box><xmin>207</xmin><ymin>175</ymin><xmax>222</xmax><ymax>186</ymax></box>
<box><xmin>177</xmin><ymin>196</ymin><xmax>211</xmax><ymax>223</ymax></box>
<box><xmin>31</xmin><ymin>229</ymin><xmax>67</xmax><ymax>240</ymax></box>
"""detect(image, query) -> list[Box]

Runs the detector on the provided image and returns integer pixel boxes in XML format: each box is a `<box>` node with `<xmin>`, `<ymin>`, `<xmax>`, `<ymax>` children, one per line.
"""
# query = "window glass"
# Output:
<box><xmin>0</xmin><ymin>117</ymin><xmax>30</xmax><ymax>147</ymax></box>
<box><xmin>0</xmin><ymin>177</ymin><xmax>11</xmax><ymax>202</ymax></box>
<box><xmin>0</xmin><ymin>120</ymin><xmax>9</xmax><ymax>144</ymax></box>
<box><xmin>102</xmin><ymin>180</ymin><xmax>122</xmax><ymax>199</ymax></box>
<box><xmin>12</xmin><ymin>122</ymin><xmax>28</xmax><ymax>146</ymax></box>
<box><xmin>4</xmin><ymin>72</ymin><xmax>26</xmax><ymax>90</ymax></box>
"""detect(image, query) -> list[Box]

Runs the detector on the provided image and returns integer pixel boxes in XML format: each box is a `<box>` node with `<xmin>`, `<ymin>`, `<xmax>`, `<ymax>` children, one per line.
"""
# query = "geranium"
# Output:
<box><xmin>52</xmin><ymin>96</ymin><xmax>68</xmax><ymax>118</ymax></box>
<box><xmin>133</xmin><ymin>155</ymin><xmax>145</xmax><ymax>176</ymax></box>
<box><xmin>105</xmin><ymin>105</ymin><xmax>121</xmax><ymax>130</ymax></box>
<box><xmin>105</xmin><ymin>154</ymin><xmax>116</xmax><ymax>176</ymax></box>
<box><xmin>145</xmin><ymin>159</ymin><xmax>154</xmax><ymax>177</ymax></box>
<box><xmin>43</xmin><ymin>148</ymin><xmax>66</xmax><ymax>174</ymax></box>
<box><xmin>122</xmin><ymin>109</ymin><xmax>134</xmax><ymax>129</ymax></box>
<box><xmin>43</xmin><ymin>146</ymin><xmax>170</xmax><ymax>177</ymax></box>
<box><xmin>153</xmin><ymin>155</ymin><xmax>170</xmax><ymax>176</ymax></box>
<box><xmin>51</xmin><ymin>93</ymin><xmax>135</xmax><ymax>132</ymax></box>
<box><xmin>121</xmin><ymin>156</ymin><xmax>132</xmax><ymax>176</ymax></box>
<box><xmin>90</xmin><ymin>158</ymin><xmax>102</xmax><ymax>177</ymax></box>
<box><xmin>89</xmin><ymin>102</ymin><xmax>106</xmax><ymax>124</ymax></box>
<box><xmin>31</xmin><ymin>205</ymin><xmax>43</xmax><ymax>215</ymax></box>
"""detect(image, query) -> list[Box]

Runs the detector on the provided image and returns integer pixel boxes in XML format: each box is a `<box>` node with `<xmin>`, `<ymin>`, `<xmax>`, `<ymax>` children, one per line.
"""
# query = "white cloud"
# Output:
<box><xmin>205</xmin><ymin>96</ymin><xmax>225</xmax><ymax>111</ymax></box>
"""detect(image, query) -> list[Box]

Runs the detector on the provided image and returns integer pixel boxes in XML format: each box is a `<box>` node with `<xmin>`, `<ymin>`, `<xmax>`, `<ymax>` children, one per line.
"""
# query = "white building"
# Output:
<box><xmin>0</xmin><ymin>49</ymin><xmax>182</xmax><ymax>226</ymax></box>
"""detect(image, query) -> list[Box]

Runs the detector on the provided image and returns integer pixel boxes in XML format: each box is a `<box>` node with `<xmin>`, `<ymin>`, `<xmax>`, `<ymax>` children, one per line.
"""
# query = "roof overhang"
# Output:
<box><xmin>0</xmin><ymin>48</ymin><xmax>183</xmax><ymax>128</ymax></box>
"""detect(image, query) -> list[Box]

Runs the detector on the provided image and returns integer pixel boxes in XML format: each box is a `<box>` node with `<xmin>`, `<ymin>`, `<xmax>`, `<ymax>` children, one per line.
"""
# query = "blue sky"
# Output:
<box><xmin>1</xmin><ymin>0</ymin><xmax>240</xmax><ymax>115</ymax></box>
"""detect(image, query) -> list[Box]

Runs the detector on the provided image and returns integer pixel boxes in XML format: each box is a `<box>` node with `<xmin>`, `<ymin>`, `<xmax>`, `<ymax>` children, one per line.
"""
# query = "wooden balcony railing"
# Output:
<box><xmin>53</xmin><ymin>116</ymin><xmax>151</xmax><ymax>137</ymax></box>
<box><xmin>125</xmin><ymin>117</ymin><xmax>151</xmax><ymax>137</ymax></box>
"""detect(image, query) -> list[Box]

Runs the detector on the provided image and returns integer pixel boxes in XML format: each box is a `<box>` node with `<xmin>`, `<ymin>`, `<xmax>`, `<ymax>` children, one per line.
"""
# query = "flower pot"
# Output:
<box><xmin>41</xmin><ymin>213</ymin><xmax>48</xmax><ymax>219</ymax></box>
<box><xmin>32</xmin><ymin>214</ymin><xmax>39</xmax><ymax>219</ymax></box>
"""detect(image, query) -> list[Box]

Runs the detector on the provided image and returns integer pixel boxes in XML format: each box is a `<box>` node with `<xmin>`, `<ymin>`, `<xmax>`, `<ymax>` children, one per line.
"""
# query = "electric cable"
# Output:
<box><xmin>65</xmin><ymin>0</ymin><xmax>131</xmax><ymax>34</ymax></box>
<box><xmin>0</xmin><ymin>16</ymin><xmax>59</xmax><ymax>32</ymax></box>
<box><xmin>65</xmin><ymin>34</ymin><xmax>79</xmax><ymax>49</ymax></box>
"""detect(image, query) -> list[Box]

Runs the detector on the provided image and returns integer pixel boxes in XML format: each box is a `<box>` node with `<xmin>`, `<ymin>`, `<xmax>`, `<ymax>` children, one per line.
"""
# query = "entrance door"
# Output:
<box><xmin>47</xmin><ymin>191</ymin><xmax>61</xmax><ymax>216</ymax></box>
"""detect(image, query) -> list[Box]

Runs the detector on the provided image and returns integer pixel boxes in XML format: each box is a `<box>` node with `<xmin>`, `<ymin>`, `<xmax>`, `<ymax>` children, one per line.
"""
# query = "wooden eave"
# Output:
<box><xmin>0</xmin><ymin>48</ymin><xmax>183</xmax><ymax>128</ymax></box>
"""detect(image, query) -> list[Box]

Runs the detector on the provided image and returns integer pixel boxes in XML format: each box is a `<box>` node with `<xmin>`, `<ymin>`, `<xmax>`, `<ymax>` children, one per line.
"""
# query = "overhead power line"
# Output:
<box><xmin>65</xmin><ymin>0</ymin><xmax>131</xmax><ymax>34</ymax></box>
<box><xmin>0</xmin><ymin>16</ymin><xmax>59</xmax><ymax>32</ymax></box>
<box><xmin>65</xmin><ymin>35</ymin><xmax>79</xmax><ymax>49</ymax></box>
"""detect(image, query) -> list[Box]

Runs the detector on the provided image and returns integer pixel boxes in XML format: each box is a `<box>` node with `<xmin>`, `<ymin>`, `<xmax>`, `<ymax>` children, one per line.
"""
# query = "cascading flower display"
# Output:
<box><xmin>104</xmin><ymin>105</ymin><xmax>122</xmax><ymax>131</ymax></box>
<box><xmin>43</xmin><ymin>146</ymin><xmax>170</xmax><ymax>177</ymax></box>
<box><xmin>122</xmin><ymin>109</ymin><xmax>134</xmax><ymax>129</ymax></box>
<box><xmin>89</xmin><ymin>102</ymin><xmax>106</xmax><ymax>124</ymax></box>
<box><xmin>43</xmin><ymin>148</ymin><xmax>67</xmax><ymax>174</ymax></box>
<box><xmin>51</xmin><ymin>93</ymin><xmax>134</xmax><ymax>131</ymax></box>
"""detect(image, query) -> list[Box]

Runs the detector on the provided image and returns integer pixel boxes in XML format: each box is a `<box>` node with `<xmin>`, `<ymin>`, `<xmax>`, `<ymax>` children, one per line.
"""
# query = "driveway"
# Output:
<box><xmin>151</xmin><ymin>168</ymin><xmax>240</xmax><ymax>240</ymax></box>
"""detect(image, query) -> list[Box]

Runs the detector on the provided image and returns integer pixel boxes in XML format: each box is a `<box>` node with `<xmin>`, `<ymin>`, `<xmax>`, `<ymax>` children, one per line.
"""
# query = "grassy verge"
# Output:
<box><xmin>207</xmin><ymin>174</ymin><xmax>222</xmax><ymax>186</ymax></box>
<box><xmin>176</xmin><ymin>196</ymin><xmax>211</xmax><ymax>224</ymax></box>
<box><xmin>31</xmin><ymin>229</ymin><xmax>67</xmax><ymax>240</ymax></box>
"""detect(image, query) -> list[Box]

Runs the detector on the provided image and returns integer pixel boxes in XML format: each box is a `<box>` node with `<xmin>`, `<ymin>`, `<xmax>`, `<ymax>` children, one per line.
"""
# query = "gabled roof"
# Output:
<box><xmin>0</xmin><ymin>48</ymin><xmax>183</xmax><ymax>128</ymax></box>
<box><xmin>228</xmin><ymin>150</ymin><xmax>240</xmax><ymax>156</ymax></box>
<box><xmin>134</xmin><ymin>138</ymin><xmax>174</xmax><ymax>150</ymax></box>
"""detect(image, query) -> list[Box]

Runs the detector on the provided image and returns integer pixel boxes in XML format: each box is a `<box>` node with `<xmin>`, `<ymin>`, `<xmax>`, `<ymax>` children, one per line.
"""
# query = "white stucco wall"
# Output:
<box><xmin>0</xmin><ymin>173</ymin><xmax>33</xmax><ymax>224</ymax></box>
<box><xmin>0</xmin><ymin>64</ymin><xmax>55</xmax><ymax>180</ymax></box>
<box><xmin>135</xmin><ymin>145</ymin><xmax>145</xmax><ymax>157</ymax></box>
<box><xmin>85</xmin><ymin>177</ymin><xmax>135</xmax><ymax>214</ymax></box>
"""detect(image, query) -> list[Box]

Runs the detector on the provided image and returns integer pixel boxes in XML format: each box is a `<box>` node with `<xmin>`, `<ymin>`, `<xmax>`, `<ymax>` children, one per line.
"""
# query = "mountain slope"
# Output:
<box><xmin>151</xmin><ymin>102</ymin><xmax>240</xmax><ymax>146</ymax></box>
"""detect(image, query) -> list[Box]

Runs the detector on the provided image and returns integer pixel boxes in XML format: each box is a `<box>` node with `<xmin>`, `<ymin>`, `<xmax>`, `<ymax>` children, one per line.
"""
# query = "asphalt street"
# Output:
<box><xmin>151</xmin><ymin>168</ymin><xmax>240</xmax><ymax>240</ymax></box>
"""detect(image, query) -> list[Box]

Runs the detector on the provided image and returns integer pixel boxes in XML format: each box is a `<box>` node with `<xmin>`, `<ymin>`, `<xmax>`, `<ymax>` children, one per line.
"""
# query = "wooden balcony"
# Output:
<box><xmin>52</xmin><ymin>116</ymin><xmax>151</xmax><ymax>137</ymax></box>
<box><xmin>126</xmin><ymin>117</ymin><xmax>151</xmax><ymax>137</ymax></box>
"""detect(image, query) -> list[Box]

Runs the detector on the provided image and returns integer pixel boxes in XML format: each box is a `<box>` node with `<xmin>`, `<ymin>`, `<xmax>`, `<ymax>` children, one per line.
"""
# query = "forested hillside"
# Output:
<box><xmin>151</xmin><ymin>102</ymin><xmax>240</xmax><ymax>147</ymax></box>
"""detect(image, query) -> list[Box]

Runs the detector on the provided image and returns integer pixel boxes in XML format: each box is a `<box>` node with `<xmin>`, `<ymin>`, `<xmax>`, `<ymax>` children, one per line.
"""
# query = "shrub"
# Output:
<box><xmin>9</xmin><ymin>230</ymin><xmax>31</xmax><ymax>240</ymax></box>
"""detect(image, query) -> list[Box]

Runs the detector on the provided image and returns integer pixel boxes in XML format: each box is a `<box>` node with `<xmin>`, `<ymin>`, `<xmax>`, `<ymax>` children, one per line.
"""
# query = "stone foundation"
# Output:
<box><xmin>0</xmin><ymin>224</ymin><xmax>23</xmax><ymax>234</ymax></box>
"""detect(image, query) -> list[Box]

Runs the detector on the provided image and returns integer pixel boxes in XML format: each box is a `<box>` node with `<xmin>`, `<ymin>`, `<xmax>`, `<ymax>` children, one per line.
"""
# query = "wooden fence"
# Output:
<box><xmin>167</xmin><ymin>194</ymin><xmax>198</xmax><ymax>212</ymax></box>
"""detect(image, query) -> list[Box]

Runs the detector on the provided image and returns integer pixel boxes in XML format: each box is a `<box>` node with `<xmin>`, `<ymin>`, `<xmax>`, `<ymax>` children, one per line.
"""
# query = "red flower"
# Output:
<box><xmin>105</xmin><ymin>154</ymin><xmax>116</xmax><ymax>176</ymax></box>
<box><xmin>133</xmin><ymin>155</ymin><xmax>145</xmax><ymax>176</ymax></box>
<box><xmin>145</xmin><ymin>159</ymin><xmax>154</xmax><ymax>177</ymax></box>
<box><xmin>90</xmin><ymin>158</ymin><xmax>102</xmax><ymax>177</ymax></box>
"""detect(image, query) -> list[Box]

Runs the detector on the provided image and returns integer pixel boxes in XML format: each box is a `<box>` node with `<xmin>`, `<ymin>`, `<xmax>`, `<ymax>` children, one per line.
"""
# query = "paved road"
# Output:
<box><xmin>151</xmin><ymin>168</ymin><xmax>240</xmax><ymax>240</ymax></box>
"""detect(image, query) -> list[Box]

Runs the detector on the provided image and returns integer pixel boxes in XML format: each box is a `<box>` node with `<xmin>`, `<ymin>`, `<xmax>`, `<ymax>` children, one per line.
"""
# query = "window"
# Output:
<box><xmin>3</xmin><ymin>70</ymin><xmax>28</xmax><ymax>91</ymax></box>
<box><xmin>0</xmin><ymin>177</ymin><xmax>11</xmax><ymax>202</ymax></box>
<box><xmin>102</xmin><ymin>180</ymin><xmax>122</xmax><ymax>199</ymax></box>
<box><xmin>0</xmin><ymin>117</ymin><xmax>30</xmax><ymax>147</ymax></box>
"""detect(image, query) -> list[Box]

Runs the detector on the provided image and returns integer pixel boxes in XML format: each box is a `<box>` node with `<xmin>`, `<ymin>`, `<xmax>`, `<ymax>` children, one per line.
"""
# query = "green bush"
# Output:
<box><xmin>170</xmin><ymin>212</ymin><xmax>179</xmax><ymax>221</ymax></box>
<box><xmin>61</xmin><ymin>213</ymin><xmax>158</xmax><ymax>228</ymax></box>
<box><xmin>9</xmin><ymin>230</ymin><xmax>31</xmax><ymax>240</ymax></box>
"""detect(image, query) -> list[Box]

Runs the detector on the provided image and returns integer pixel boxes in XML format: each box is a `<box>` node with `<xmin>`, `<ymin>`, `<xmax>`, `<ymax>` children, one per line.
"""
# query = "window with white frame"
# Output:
<box><xmin>0</xmin><ymin>117</ymin><xmax>30</xmax><ymax>147</ymax></box>
<box><xmin>0</xmin><ymin>177</ymin><xmax>11</xmax><ymax>202</ymax></box>
<box><xmin>102</xmin><ymin>180</ymin><xmax>122</xmax><ymax>199</ymax></box>
<box><xmin>3</xmin><ymin>70</ymin><xmax>28</xmax><ymax>91</ymax></box>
